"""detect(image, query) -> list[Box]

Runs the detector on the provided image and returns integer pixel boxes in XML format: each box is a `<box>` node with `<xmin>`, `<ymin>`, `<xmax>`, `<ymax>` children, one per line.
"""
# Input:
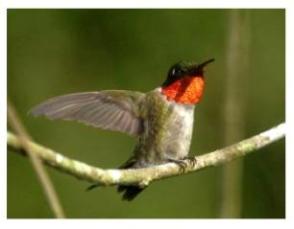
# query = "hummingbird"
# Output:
<box><xmin>30</xmin><ymin>58</ymin><xmax>214</xmax><ymax>201</ymax></box>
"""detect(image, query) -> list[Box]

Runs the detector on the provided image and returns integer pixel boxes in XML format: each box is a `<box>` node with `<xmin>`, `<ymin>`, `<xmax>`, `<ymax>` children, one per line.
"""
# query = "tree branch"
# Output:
<box><xmin>7</xmin><ymin>123</ymin><xmax>285</xmax><ymax>187</ymax></box>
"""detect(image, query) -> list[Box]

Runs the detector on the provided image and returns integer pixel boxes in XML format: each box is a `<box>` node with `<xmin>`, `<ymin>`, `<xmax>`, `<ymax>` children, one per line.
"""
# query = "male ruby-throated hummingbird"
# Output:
<box><xmin>31</xmin><ymin>58</ymin><xmax>214</xmax><ymax>201</ymax></box>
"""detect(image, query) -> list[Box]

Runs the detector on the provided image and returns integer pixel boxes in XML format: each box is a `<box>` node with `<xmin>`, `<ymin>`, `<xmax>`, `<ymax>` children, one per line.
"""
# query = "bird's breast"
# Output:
<box><xmin>162</xmin><ymin>102</ymin><xmax>195</xmax><ymax>159</ymax></box>
<box><xmin>137</xmin><ymin>89</ymin><xmax>195</xmax><ymax>164</ymax></box>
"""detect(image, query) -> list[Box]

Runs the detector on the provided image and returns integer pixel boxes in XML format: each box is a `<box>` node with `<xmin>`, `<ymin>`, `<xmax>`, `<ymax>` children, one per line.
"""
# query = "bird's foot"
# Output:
<box><xmin>167</xmin><ymin>156</ymin><xmax>197</xmax><ymax>172</ymax></box>
<box><xmin>182</xmin><ymin>156</ymin><xmax>197</xmax><ymax>167</ymax></box>
<box><xmin>167</xmin><ymin>158</ymin><xmax>189</xmax><ymax>172</ymax></box>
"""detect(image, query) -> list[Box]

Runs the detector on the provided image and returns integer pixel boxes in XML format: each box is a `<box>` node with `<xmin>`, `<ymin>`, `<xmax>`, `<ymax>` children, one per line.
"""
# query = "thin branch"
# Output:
<box><xmin>7</xmin><ymin>101</ymin><xmax>65</xmax><ymax>218</ymax></box>
<box><xmin>220</xmin><ymin>10</ymin><xmax>251</xmax><ymax>217</ymax></box>
<box><xmin>7</xmin><ymin>123</ymin><xmax>285</xmax><ymax>188</ymax></box>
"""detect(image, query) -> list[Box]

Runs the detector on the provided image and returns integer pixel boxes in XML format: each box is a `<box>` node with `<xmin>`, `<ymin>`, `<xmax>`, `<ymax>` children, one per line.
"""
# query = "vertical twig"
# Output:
<box><xmin>220</xmin><ymin>10</ymin><xmax>251</xmax><ymax>218</ymax></box>
<box><xmin>7</xmin><ymin>100</ymin><xmax>65</xmax><ymax>218</ymax></box>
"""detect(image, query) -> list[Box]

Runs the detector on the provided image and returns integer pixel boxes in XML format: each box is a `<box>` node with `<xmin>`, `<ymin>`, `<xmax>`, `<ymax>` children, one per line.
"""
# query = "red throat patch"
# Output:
<box><xmin>161</xmin><ymin>76</ymin><xmax>205</xmax><ymax>105</ymax></box>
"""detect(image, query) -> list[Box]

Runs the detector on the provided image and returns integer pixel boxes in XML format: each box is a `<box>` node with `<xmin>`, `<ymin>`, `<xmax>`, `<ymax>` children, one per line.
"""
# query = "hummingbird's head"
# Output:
<box><xmin>161</xmin><ymin>58</ymin><xmax>214</xmax><ymax>105</ymax></box>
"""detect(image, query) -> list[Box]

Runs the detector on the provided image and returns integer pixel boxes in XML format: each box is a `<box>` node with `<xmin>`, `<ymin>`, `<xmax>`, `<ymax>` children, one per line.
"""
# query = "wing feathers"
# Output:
<box><xmin>30</xmin><ymin>91</ymin><xmax>145</xmax><ymax>136</ymax></box>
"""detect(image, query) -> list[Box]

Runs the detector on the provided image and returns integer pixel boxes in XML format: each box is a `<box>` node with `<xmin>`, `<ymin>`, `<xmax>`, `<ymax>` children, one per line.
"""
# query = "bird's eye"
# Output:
<box><xmin>171</xmin><ymin>68</ymin><xmax>177</xmax><ymax>76</ymax></box>
<box><xmin>164</xmin><ymin>63</ymin><xmax>186</xmax><ymax>87</ymax></box>
<box><xmin>171</xmin><ymin>66</ymin><xmax>183</xmax><ymax>77</ymax></box>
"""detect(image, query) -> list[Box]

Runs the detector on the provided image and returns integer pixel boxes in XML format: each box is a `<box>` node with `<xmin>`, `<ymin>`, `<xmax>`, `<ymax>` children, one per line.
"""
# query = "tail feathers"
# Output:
<box><xmin>117</xmin><ymin>185</ymin><xmax>145</xmax><ymax>201</ymax></box>
<box><xmin>86</xmin><ymin>157</ymin><xmax>146</xmax><ymax>201</ymax></box>
<box><xmin>86</xmin><ymin>183</ymin><xmax>100</xmax><ymax>191</ymax></box>
<box><xmin>86</xmin><ymin>183</ymin><xmax>145</xmax><ymax>201</ymax></box>
<box><xmin>117</xmin><ymin>157</ymin><xmax>146</xmax><ymax>201</ymax></box>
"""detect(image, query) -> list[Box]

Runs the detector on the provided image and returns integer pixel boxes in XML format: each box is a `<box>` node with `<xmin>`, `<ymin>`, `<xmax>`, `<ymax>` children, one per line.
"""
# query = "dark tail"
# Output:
<box><xmin>86</xmin><ymin>183</ymin><xmax>100</xmax><ymax>191</ymax></box>
<box><xmin>117</xmin><ymin>185</ymin><xmax>145</xmax><ymax>201</ymax></box>
<box><xmin>87</xmin><ymin>181</ymin><xmax>145</xmax><ymax>201</ymax></box>
<box><xmin>86</xmin><ymin>157</ymin><xmax>146</xmax><ymax>201</ymax></box>
<box><xmin>117</xmin><ymin>157</ymin><xmax>146</xmax><ymax>201</ymax></box>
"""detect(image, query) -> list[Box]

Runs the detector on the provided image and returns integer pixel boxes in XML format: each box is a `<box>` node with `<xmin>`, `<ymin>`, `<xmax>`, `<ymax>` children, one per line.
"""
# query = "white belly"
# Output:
<box><xmin>163</xmin><ymin>102</ymin><xmax>195</xmax><ymax>159</ymax></box>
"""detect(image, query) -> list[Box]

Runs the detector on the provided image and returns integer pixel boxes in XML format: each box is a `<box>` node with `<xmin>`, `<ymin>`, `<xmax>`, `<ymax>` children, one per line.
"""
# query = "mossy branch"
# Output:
<box><xmin>7</xmin><ymin>123</ymin><xmax>285</xmax><ymax>187</ymax></box>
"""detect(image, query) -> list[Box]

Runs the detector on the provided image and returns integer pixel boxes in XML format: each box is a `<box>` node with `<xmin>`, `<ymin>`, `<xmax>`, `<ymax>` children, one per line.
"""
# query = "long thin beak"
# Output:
<box><xmin>190</xmin><ymin>58</ymin><xmax>215</xmax><ymax>76</ymax></box>
<box><xmin>198</xmin><ymin>58</ymin><xmax>215</xmax><ymax>70</ymax></box>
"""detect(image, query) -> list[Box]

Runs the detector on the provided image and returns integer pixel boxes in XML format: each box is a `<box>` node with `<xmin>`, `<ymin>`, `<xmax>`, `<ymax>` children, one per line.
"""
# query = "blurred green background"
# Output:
<box><xmin>7</xmin><ymin>9</ymin><xmax>285</xmax><ymax>218</ymax></box>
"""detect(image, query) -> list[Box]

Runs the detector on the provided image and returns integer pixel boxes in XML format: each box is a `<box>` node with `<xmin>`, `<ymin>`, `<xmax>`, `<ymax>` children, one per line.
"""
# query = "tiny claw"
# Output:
<box><xmin>183</xmin><ymin>156</ymin><xmax>197</xmax><ymax>167</ymax></box>
<box><xmin>167</xmin><ymin>158</ymin><xmax>189</xmax><ymax>172</ymax></box>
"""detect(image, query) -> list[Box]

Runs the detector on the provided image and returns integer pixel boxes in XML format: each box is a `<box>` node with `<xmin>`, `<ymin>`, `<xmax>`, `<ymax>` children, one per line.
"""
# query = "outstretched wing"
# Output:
<box><xmin>30</xmin><ymin>90</ymin><xmax>145</xmax><ymax>137</ymax></box>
